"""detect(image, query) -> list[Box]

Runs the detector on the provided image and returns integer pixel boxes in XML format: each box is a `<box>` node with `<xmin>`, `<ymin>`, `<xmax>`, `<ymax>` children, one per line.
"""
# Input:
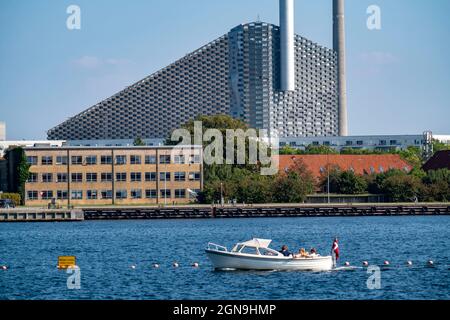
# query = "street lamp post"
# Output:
<box><xmin>220</xmin><ymin>182</ymin><xmax>224</xmax><ymax>206</ymax></box>
<box><xmin>327</xmin><ymin>151</ymin><xmax>330</xmax><ymax>204</ymax></box>
<box><xmin>164</xmin><ymin>159</ymin><xmax>167</xmax><ymax>206</ymax></box>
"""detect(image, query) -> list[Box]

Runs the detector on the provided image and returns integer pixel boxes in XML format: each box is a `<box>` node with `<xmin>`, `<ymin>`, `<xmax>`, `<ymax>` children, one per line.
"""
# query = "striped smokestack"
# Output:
<box><xmin>280</xmin><ymin>0</ymin><xmax>295</xmax><ymax>91</ymax></box>
<box><xmin>333</xmin><ymin>0</ymin><xmax>348</xmax><ymax>136</ymax></box>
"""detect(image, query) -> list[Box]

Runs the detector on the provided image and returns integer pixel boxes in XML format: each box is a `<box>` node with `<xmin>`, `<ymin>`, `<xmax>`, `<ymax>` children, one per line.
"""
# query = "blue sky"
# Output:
<box><xmin>0</xmin><ymin>0</ymin><xmax>449</xmax><ymax>140</ymax></box>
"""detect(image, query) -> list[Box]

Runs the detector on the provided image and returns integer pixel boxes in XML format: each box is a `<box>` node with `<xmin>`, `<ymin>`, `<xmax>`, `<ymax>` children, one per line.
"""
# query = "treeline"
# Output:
<box><xmin>201</xmin><ymin>164</ymin><xmax>449</xmax><ymax>204</ymax></box>
<box><xmin>320</xmin><ymin>168</ymin><xmax>450</xmax><ymax>202</ymax></box>
<box><xmin>167</xmin><ymin>115</ymin><xmax>449</xmax><ymax>204</ymax></box>
<box><xmin>199</xmin><ymin>160</ymin><xmax>315</xmax><ymax>204</ymax></box>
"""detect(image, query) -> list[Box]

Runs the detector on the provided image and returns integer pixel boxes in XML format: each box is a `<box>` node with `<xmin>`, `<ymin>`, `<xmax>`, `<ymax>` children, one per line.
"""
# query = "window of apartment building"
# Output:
<box><xmin>379</xmin><ymin>140</ymin><xmax>387</xmax><ymax>146</ymax></box>
<box><xmin>71</xmin><ymin>156</ymin><xmax>83</xmax><ymax>165</ymax></box>
<box><xmin>57</xmin><ymin>191</ymin><xmax>68</xmax><ymax>200</ymax></box>
<box><xmin>159</xmin><ymin>155</ymin><xmax>171</xmax><ymax>164</ymax></box>
<box><xmin>160</xmin><ymin>189</ymin><xmax>171</xmax><ymax>199</ymax></box>
<box><xmin>188</xmin><ymin>172</ymin><xmax>201</xmax><ymax>181</ymax></box>
<box><xmin>130</xmin><ymin>155</ymin><xmax>141</xmax><ymax>165</ymax></box>
<box><xmin>86</xmin><ymin>173</ymin><xmax>98</xmax><ymax>182</ymax></box>
<box><xmin>27</xmin><ymin>173</ymin><xmax>38</xmax><ymax>183</ymax></box>
<box><xmin>101</xmin><ymin>173</ymin><xmax>113</xmax><ymax>182</ymax></box>
<box><xmin>71</xmin><ymin>173</ymin><xmax>83</xmax><ymax>183</ymax></box>
<box><xmin>130</xmin><ymin>172</ymin><xmax>141</xmax><ymax>182</ymax></box>
<box><xmin>357</xmin><ymin>141</ymin><xmax>364</xmax><ymax>146</ymax></box>
<box><xmin>71</xmin><ymin>190</ymin><xmax>83</xmax><ymax>200</ymax></box>
<box><xmin>390</xmin><ymin>140</ymin><xmax>398</xmax><ymax>146</ymax></box>
<box><xmin>115</xmin><ymin>155</ymin><xmax>127</xmax><ymax>165</ymax></box>
<box><xmin>41</xmin><ymin>191</ymin><xmax>53</xmax><ymax>200</ymax></box>
<box><xmin>101</xmin><ymin>156</ymin><xmax>113</xmax><ymax>165</ymax></box>
<box><xmin>174</xmin><ymin>155</ymin><xmax>185</xmax><ymax>164</ymax></box>
<box><xmin>42</xmin><ymin>173</ymin><xmax>53</xmax><ymax>183</ymax></box>
<box><xmin>56</xmin><ymin>156</ymin><xmax>68</xmax><ymax>165</ymax></box>
<box><xmin>116</xmin><ymin>173</ymin><xmax>127</xmax><ymax>182</ymax></box>
<box><xmin>116</xmin><ymin>190</ymin><xmax>127</xmax><ymax>199</ymax></box>
<box><xmin>41</xmin><ymin>156</ymin><xmax>53</xmax><ymax>165</ymax></box>
<box><xmin>190</xmin><ymin>155</ymin><xmax>201</xmax><ymax>164</ymax></box>
<box><xmin>145</xmin><ymin>155</ymin><xmax>157</xmax><ymax>164</ymax></box>
<box><xmin>87</xmin><ymin>190</ymin><xmax>98</xmax><ymax>200</ymax></box>
<box><xmin>56</xmin><ymin>173</ymin><xmax>68</xmax><ymax>183</ymax></box>
<box><xmin>145</xmin><ymin>172</ymin><xmax>157</xmax><ymax>182</ymax></box>
<box><xmin>27</xmin><ymin>191</ymin><xmax>38</xmax><ymax>200</ymax></box>
<box><xmin>27</xmin><ymin>156</ymin><xmax>38</xmax><ymax>166</ymax></box>
<box><xmin>175</xmin><ymin>189</ymin><xmax>186</xmax><ymax>199</ymax></box>
<box><xmin>345</xmin><ymin>141</ymin><xmax>353</xmax><ymax>146</ymax></box>
<box><xmin>174</xmin><ymin>172</ymin><xmax>186</xmax><ymax>181</ymax></box>
<box><xmin>86</xmin><ymin>156</ymin><xmax>97</xmax><ymax>165</ymax></box>
<box><xmin>159</xmin><ymin>172</ymin><xmax>171</xmax><ymax>181</ymax></box>
<box><xmin>101</xmin><ymin>190</ymin><xmax>113</xmax><ymax>199</ymax></box>
<box><xmin>131</xmin><ymin>189</ymin><xmax>142</xmax><ymax>199</ymax></box>
<box><xmin>145</xmin><ymin>189</ymin><xmax>157</xmax><ymax>199</ymax></box>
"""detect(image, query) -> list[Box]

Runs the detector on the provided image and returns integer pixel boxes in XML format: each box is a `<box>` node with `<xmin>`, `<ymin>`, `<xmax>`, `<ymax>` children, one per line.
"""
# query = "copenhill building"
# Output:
<box><xmin>48</xmin><ymin>0</ymin><xmax>348</xmax><ymax>141</ymax></box>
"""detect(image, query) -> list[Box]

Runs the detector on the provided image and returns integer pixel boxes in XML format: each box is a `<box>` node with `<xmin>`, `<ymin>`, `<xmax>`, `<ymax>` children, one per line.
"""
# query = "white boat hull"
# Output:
<box><xmin>205</xmin><ymin>249</ymin><xmax>333</xmax><ymax>272</ymax></box>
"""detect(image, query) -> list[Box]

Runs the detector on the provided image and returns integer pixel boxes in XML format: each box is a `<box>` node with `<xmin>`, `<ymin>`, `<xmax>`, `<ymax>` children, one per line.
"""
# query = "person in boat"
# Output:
<box><xmin>280</xmin><ymin>245</ymin><xmax>291</xmax><ymax>257</ymax></box>
<box><xmin>309</xmin><ymin>248</ymin><xmax>318</xmax><ymax>257</ymax></box>
<box><xmin>294</xmin><ymin>248</ymin><xmax>309</xmax><ymax>258</ymax></box>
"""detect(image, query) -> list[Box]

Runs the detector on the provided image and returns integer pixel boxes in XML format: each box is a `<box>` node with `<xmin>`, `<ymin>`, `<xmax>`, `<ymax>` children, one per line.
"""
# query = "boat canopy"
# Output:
<box><xmin>239</xmin><ymin>238</ymin><xmax>272</xmax><ymax>248</ymax></box>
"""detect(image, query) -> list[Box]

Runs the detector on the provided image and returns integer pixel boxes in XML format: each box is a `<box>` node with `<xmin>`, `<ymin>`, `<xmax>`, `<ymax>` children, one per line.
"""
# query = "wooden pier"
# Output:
<box><xmin>82</xmin><ymin>204</ymin><xmax>450</xmax><ymax>220</ymax></box>
<box><xmin>0</xmin><ymin>209</ymin><xmax>84</xmax><ymax>222</ymax></box>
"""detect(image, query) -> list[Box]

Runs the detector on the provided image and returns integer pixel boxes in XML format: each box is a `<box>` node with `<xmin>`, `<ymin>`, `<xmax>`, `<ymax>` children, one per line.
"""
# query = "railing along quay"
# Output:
<box><xmin>82</xmin><ymin>204</ymin><xmax>450</xmax><ymax>220</ymax></box>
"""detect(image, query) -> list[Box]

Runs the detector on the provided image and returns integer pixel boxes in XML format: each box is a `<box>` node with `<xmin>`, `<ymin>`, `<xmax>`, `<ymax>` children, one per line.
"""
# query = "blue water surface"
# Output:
<box><xmin>0</xmin><ymin>216</ymin><xmax>449</xmax><ymax>300</ymax></box>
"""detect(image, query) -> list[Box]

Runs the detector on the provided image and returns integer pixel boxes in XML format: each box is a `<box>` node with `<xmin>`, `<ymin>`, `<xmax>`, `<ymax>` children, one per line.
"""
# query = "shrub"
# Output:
<box><xmin>381</xmin><ymin>174</ymin><xmax>422</xmax><ymax>202</ymax></box>
<box><xmin>0</xmin><ymin>193</ymin><xmax>21</xmax><ymax>206</ymax></box>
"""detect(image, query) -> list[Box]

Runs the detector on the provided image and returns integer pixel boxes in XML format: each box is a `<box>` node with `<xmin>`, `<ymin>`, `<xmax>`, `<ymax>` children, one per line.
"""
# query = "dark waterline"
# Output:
<box><xmin>0</xmin><ymin>216</ymin><xmax>449</xmax><ymax>300</ymax></box>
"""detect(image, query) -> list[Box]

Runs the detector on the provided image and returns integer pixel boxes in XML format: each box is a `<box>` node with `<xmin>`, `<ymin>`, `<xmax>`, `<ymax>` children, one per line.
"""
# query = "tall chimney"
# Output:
<box><xmin>280</xmin><ymin>0</ymin><xmax>295</xmax><ymax>91</ymax></box>
<box><xmin>333</xmin><ymin>0</ymin><xmax>348</xmax><ymax>136</ymax></box>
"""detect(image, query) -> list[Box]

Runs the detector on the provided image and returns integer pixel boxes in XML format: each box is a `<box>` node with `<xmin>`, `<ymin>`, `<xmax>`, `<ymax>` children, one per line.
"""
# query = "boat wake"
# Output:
<box><xmin>332</xmin><ymin>266</ymin><xmax>362</xmax><ymax>271</ymax></box>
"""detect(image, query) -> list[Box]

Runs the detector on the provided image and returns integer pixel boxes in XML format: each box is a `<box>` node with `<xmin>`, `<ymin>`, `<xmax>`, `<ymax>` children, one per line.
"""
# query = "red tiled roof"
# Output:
<box><xmin>422</xmin><ymin>150</ymin><xmax>450</xmax><ymax>171</ymax></box>
<box><xmin>277</xmin><ymin>154</ymin><xmax>412</xmax><ymax>179</ymax></box>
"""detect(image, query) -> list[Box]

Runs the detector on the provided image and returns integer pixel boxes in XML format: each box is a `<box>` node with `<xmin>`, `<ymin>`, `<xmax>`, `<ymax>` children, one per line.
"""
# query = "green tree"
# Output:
<box><xmin>419</xmin><ymin>169</ymin><xmax>450</xmax><ymax>202</ymax></box>
<box><xmin>319</xmin><ymin>166</ymin><xmax>341</xmax><ymax>193</ymax></box>
<box><xmin>366</xmin><ymin>169</ymin><xmax>405</xmax><ymax>194</ymax></box>
<box><xmin>133</xmin><ymin>137</ymin><xmax>146</xmax><ymax>146</ymax></box>
<box><xmin>381</xmin><ymin>174</ymin><xmax>422</xmax><ymax>202</ymax></box>
<box><xmin>320</xmin><ymin>168</ymin><xmax>368</xmax><ymax>194</ymax></box>
<box><xmin>271</xmin><ymin>159</ymin><xmax>314</xmax><ymax>203</ymax></box>
<box><xmin>4</xmin><ymin>147</ymin><xmax>30</xmax><ymax>205</ymax></box>
<box><xmin>398</xmin><ymin>146</ymin><xmax>423</xmax><ymax>170</ymax></box>
<box><xmin>167</xmin><ymin>115</ymin><xmax>275</xmax><ymax>204</ymax></box>
<box><xmin>304</xmin><ymin>145</ymin><xmax>338</xmax><ymax>155</ymax></box>
<box><xmin>338</xmin><ymin>171</ymin><xmax>368</xmax><ymax>194</ymax></box>
<box><xmin>432</xmin><ymin>139</ymin><xmax>450</xmax><ymax>154</ymax></box>
<box><xmin>236</xmin><ymin>175</ymin><xmax>273</xmax><ymax>204</ymax></box>
<box><xmin>279</xmin><ymin>145</ymin><xmax>303</xmax><ymax>155</ymax></box>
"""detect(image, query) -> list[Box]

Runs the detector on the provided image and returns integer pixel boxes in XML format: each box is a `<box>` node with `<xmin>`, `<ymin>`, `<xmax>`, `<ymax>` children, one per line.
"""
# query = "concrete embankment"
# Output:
<box><xmin>0</xmin><ymin>208</ymin><xmax>84</xmax><ymax>222</ymax></box>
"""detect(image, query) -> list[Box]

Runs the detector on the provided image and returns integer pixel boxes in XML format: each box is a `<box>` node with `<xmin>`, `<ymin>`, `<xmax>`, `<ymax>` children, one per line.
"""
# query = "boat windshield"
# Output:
<box><xmin>239</xmin><ymin>246</ymin><xmax>259</xmax><ymax>255</ymax></box>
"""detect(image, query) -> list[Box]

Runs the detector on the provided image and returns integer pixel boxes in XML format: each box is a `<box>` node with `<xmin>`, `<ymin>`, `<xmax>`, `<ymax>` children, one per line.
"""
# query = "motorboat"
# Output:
<box><xmin>205</xmin><ymin>238</ymin><xmax>333</xmax><ymax>272</ymax></box>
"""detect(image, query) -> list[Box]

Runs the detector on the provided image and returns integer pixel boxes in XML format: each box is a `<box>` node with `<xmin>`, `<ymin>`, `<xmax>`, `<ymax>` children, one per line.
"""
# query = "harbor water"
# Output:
<box><xmin>1</xmin><ymin>216</ymin><xmax>449</xmax><ymax>300</ymax></box>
